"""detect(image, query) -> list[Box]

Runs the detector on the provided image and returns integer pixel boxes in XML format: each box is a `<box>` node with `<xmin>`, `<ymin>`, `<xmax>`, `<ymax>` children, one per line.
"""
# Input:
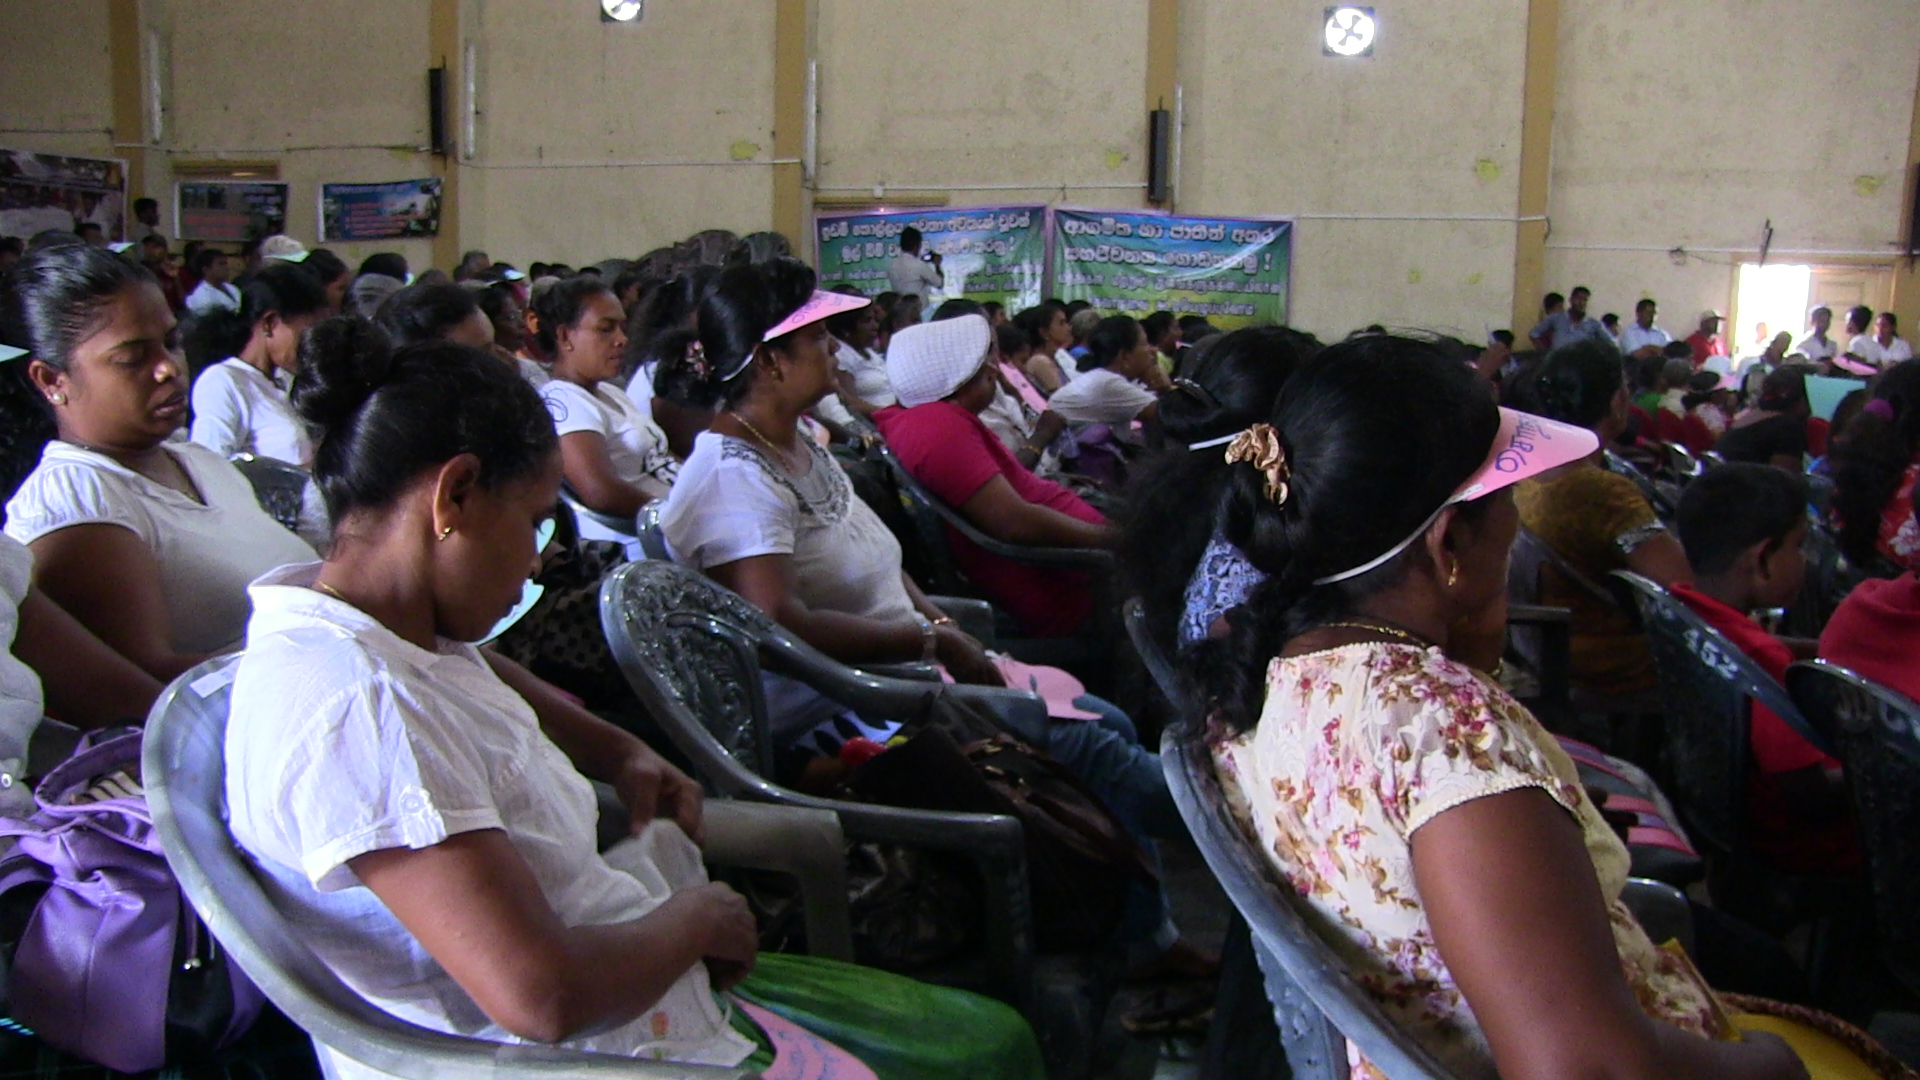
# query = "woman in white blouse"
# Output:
<box><xmin>1</xmin><ymin>244</ymin><xmax>315</xmax><ymax>680</ymax></box>
<box><xmin>534</xmin><ymin>278</ymin><xmax>679</xmax><ymax>549</ymax></box>
<box><xmin>186</xmin><ymin>260</ymin><xmax>329</xmax><ymax>466</ymax></box>
<box><xmin>222</xmin><ymin>314</ymin><xmax>1040</xmax><ymax>1079</ymax></box>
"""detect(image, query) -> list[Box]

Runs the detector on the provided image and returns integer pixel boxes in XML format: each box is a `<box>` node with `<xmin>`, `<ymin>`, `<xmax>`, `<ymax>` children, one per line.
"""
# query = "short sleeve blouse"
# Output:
<box><xmin>660</xmin><ymin>431</ymin><xmax>918</xmax><ymax>625</ymax></box>
<box><xmin>1213</xmin><ymin>644</ymin><xmax>1720</xmax><ymax>1078</ymax></box>
<box><xmin>3</xmin><ymin>440</ymin><xmax>318</xmax><ymax>654</ymax></box>
<box><xmin>0</xmin><ymin>535</ymin><xmax>41</xmax><ymax>815</ymax></box>
<box><xmin>188</xmin><ymin>358</ymin><xmax>312</xmax><ymax>466</ymax></box>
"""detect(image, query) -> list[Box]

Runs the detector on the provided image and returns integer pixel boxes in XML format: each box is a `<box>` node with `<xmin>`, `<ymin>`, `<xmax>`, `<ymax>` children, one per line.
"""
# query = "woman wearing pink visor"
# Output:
<box><xmin>1188</xmin><ymin>334</ymin><xmax>1856</xmax><ymax>1079</ymax></box>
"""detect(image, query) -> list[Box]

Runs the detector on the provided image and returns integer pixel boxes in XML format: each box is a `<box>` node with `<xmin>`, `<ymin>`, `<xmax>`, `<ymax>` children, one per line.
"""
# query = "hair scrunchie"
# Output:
<box><xmin>1225</xmin><ymin>423</ymin><xmax>1292</xmax><ymax>507</ymax></box>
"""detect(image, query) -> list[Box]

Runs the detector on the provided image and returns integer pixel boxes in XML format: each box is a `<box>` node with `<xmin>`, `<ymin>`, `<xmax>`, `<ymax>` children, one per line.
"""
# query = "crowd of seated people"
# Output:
<box><xmin>7</xmin><ymin>224</ymin><xmax>1920</xmax><ymax>1079</ymax></box>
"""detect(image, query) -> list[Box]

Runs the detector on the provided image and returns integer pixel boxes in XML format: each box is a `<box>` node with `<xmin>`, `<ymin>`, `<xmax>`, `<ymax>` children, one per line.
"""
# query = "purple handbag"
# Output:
<box><xmin>0</xmin><ymin>728</ymin><xmax>263</xmax><ymax>1072</ymax></box>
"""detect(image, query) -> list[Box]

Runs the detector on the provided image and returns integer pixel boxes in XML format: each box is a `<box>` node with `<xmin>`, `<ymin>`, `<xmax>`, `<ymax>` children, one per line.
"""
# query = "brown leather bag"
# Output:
<box><xmin>849</xmin><ymin>690</ymin><xmax>1157</xmax><ymax>953</ymax></box>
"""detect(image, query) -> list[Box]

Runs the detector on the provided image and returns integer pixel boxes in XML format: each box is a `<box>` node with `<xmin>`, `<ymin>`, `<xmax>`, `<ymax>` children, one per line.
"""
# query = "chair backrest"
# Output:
<box><xmin>1124</xmin><ymin>598</ymin><xmax>1181</xmax><ymax>705</ymax></box>
<box><xmin>875</xmin><ymin>446</ymin><xmax>972</xmax><ymax>597</ymax></box>
<box><xmin>142</xmin><ymin>657</ymin><xmax>749</xmax><ymax>1079</ymax></box>
<box><xmin>1610</xmin><ymin>571</ymin><xmax>1828</xmax><ymax>858</ymax></box>
<box><xmin>1161</xmin><ymin>725</ymin><xmax>1460</xmax><ymax>1080</ymax></box>
<box><xmin>1785</xmin><ymin>660</ymin><xmax>1920</xmax><ymax>993</ymax></box>
<box><xmin>1604</xmin><ymin>450</ymin><xmax>1677</xmax><ymax>520</ymax></box>
<box><xmin>229</xmin><ymin>453</ymin><xmax>309</xmax><ymax>533</ymax></box>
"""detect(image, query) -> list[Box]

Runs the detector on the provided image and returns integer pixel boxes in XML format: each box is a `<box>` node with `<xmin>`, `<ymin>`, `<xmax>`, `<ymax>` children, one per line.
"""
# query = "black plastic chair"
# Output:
<box><xmin>559</xmin><ymin>482</ymin><xmax>640</xmax><ymax>539</ymax></box>
<box><xmin>229</xmin><ymin>453</ymin><xmax>310</xmax><ymax>534</ymax></box>
<box><xmin>1605</xmin><ymin>449</ymin><xmax>1679</xmax><ymax>521</ymax></box>
<box><xmin>598</xmin><ymin>560</ymin><xmax>1040</xmax><ymax>1004</ymax></box>
<box><xmin>142</xmin><ymin>656</ymin><xmax>767</xmax><ymax>1079</ymax></box>
<box><xmin>1786</xmin><ymin>660</ymin><xmax>1920</xmax><ymax>997</ymax></box>
<box><xmin>875</xmin><ymin>444</ymin><xmax>1130</xmax><ymax>696</ymax></box>
<box><xmin>1508</xmin><ymin>527</ymin><xmax>1664</xmax><ymax>735</ymax></box>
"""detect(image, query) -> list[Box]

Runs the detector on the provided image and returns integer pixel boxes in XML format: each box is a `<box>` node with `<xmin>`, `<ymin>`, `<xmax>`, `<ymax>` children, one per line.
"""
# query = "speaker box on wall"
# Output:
<box><xmin>1908</xmin><ymin>161</ymin><xmax>1920</xmax><ymax>255</ymax></box>
<box><xmin>428</xmin><ymin>67</ymin><xmax>449</xmax><ymax>157</ymax></box>
<box><xmin>1148</xmin><ymin>107</ymin><xmax>1172</xmax><ymax>204</ymax></box>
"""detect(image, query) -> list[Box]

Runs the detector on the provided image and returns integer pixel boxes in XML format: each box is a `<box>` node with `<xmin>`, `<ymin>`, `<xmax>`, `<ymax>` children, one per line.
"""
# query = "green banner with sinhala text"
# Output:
<box><xmin>814</xmin><ymin>205</ymin><xmax>1047</xmax><ymax>311</ymax></box>
<box><xmin>1051</xmin><ymin>208</ymin><xmax>1291</xmax><ymax>331</ymax></box>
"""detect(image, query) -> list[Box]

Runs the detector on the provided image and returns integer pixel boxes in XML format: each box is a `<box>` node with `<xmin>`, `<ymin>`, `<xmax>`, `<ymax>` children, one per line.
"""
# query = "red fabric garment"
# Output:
<box><xmin>1806</xmin><ymin>417</ymin><xmax>1831</xmax><ymax>458</ymax></box>
<box><xmin>874</xmin><ymin>401</ymin><xmax>1103</xmax><ymax>637</ymax></box>
<box><xmin>1685</xmin><ymin>332</ymin><xmax>1727</xmax><ymax>367</ymax></box>
<box><xmin>1670</xmin><ymin>584</ymin><xmax>1860</xmax><ymax>874</ymax></box>
<box><xmin>1819</xmin><ymin>574</ymin><xmax>1920</xmax><ymax>705</ymax></box>
<box><xmin>1650</xmin><ymin>409</ymin><xmax>1687</xmax><ymax>445</ymax></box>
<box><xmin>1680</xmin><ymin>412</ymin><xmax>1717</xmax><ymax>455</ymax></box>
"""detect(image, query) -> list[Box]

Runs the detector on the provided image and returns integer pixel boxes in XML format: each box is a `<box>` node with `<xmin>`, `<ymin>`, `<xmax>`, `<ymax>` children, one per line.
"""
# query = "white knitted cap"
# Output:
<box><xmin>886</xmin><ymin>314</ymin><xmax>992</xmax><ymax>408</ymax></box>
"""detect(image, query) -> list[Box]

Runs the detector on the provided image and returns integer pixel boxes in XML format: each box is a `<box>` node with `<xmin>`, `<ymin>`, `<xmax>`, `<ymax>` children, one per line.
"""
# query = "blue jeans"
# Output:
<box><xmin>1051</xmin><ymin>694</ymin><xmax>1181</xmax><ymax>946</ymax></box>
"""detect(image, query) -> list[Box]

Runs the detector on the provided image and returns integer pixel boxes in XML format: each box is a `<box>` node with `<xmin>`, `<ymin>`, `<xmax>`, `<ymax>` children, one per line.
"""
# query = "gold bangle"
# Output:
<box><xmin>931</xmin><ymin>616</ymin><xmax>957</xmax><ymax>628</ymax></box>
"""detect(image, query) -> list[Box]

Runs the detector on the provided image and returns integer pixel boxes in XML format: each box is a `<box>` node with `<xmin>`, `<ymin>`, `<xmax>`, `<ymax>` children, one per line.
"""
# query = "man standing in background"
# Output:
<box><xmin>1796</xmin><ymin>306</ymin><xmax>1838</xmax><ymax>366</ymax></box>
<box><xmin>129</xmin><ymin>197</ymin><xmax>162</xmax><ymax>242</ymax></box>
<box><xmin>1619</xmin><ymin>298</ymin><xmax>1672</xmax><ymax>359</ymax></box>
<box><xmin>886</xmin><ymin>226</ymin><xmax>943</xmax><ymax>302</ymax></box>
<box><xmin>1686</xmin><ymin>310</ymin><xmax>1728</xmax><ymax>368</ymax></box>
<box><xmin>1529</xmin><ymin>285</ymin><xmax>1608</xmax><ymax>350</ymax></box>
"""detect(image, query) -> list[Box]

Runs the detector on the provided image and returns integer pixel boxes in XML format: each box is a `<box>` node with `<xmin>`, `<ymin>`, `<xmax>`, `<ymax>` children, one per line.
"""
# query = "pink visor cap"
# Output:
<box><xmin>1313</xmin><ymin>407</ymin><xmax>1598</xmax><ymax>585</ymax></box>
<box><xmin>764</xmin><ymin>290</ymin><xmax>871</xmax><ymax>343</ymax></box>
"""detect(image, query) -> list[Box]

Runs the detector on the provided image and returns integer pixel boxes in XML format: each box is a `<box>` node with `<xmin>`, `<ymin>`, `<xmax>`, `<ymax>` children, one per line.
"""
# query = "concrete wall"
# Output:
<box><xmin>3</xmin><ymin>0</ymin><xmax>1916</xmax><ymax>335</ymax></box>
<box><xmin>460</xmin><ymin>0</ymin><xmax>776</xmax><ymax>265</ymax></box>
<box><xmin>0</xmin><ymin>0</ymin><xmax>117</xmax><ymax>161</ymax></box>
<box><xmin>1178</xmin><ymin>0</ymin><xmax>1531</xmax><ymax>339</ymax></box>
<box><xmin>1544</xmin><ymin>0</ymin><xmax>1920</xmax><ymax>337</ymax></box>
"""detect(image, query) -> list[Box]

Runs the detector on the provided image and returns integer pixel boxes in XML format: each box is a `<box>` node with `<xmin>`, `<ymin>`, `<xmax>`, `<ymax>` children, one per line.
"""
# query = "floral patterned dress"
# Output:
<box><xmin>1875</xmin><ymin>461</ymin><xmax>1920</xmax><ymax>573</ymax></box>
<box><xmin>1213</xmin><ymin>643</ymin><xmax>1721</xmax><ymax>1080</ymax></box>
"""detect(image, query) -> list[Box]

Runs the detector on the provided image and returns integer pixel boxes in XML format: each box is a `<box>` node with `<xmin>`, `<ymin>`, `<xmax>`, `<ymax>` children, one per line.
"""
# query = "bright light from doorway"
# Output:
<box><xmin>1733</xmin><ymin>263</ymin><xmax>1811</xmax><ymax>359</ymax></box>
<box><xmin>1324</xmin><ymin>7</ymin><xmax>1376</xmax><ymax>57</ymax></box>
<box><xmin>600</xmin><ymin>0</ymin><xmax>644</xmax><ymax>23</ymax></box>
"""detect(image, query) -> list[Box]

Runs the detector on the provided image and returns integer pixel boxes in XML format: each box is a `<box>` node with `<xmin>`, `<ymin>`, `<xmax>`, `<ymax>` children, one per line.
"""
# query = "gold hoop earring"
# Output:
<box><xmin>438</xmin><ymin>526</ymin><xmax>453</xmax><ymax>541</ymax></box>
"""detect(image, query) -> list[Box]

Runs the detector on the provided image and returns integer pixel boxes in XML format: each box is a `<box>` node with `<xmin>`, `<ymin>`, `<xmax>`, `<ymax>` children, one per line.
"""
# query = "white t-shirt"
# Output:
<box><xmin>661</xmin><ymin>431</ymin><xmax>916</xmax><ymax>625</ymax></box>
<box><xmin>225</xmin><ymin>564</ymin><xmax>754</xmax><ymax>1079</ymax></box>
<box><xmin>884</xmin><ymin>251</ymin><xmax>943</xmax><ymax>299</ymax></box>
<box><xmin>190</xmin><ymin>358</ymin><xmax>312</xmax><ymax>466</ymax></box>
<box><xmin>539</xmin><ymin>380</ymin><xmax>677</xmax><ymax>549</ymax></box>
<box><xmin>1618</xmin><ymin>324</ymin><xmax>1672</xmax><ymax>355</ymax></box>
<box><xmin>835</xmin><ymin>340</ymin><xmax>893</xmax><ymax>408</ymax></box>
<box><xmin>1846</xmin><ymin>334</ymin><xmax>1887</xmax><ymax>369</ymax></box>
<box><xmin>1879</xmin><ymin>337</ymin><xmax>1913</xmax><ymax>364</ymax></box>
<box><xmin>1047</xmin><ymin>367</ymin><xmax>1157</xmax><ymax>433</ymax></box>
<box><xmin>517</xmin><ymin>355</ymin><xmax>551</xmax><ymax>389</ymax></box>
<box><xmin>1053</xmin><ymin>348</ymin><xmax>1081</xmax><ymax>384</ymax></box>
<box><xmin>1795</xmin><ymin>332</ymin><xmax>1839</xmax><ymax>364</ymax></box>
<box><xmin>183</xmin><ymin>280</ymin><xmax>241</xmax><ymax>316</ymax></box>
<box><xmin>0</xmin><ymin>535</ymin><xmax>42</xmax><ymax>816</ymax></box>
<box><xmin>3</xmin><ymin>440</ymin><xmax>317</xmax><ymax>655</ymax></box>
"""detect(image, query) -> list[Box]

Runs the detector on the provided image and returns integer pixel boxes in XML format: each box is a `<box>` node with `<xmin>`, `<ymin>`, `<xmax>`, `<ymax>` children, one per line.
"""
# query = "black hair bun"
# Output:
<box><xmin>293</xmin><ymin>315</ymin><xmax>396</xmax><ymax>434</ymax></box>
<box><xmin>755</xmin><ymin>257</ymin><xmax>817</xmax><ymax>324</ymax></box>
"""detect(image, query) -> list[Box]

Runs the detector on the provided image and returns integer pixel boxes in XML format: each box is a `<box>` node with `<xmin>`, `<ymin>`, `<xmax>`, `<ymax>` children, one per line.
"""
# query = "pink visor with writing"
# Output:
<box><xmin>1314</xmin><ymin>407</ymin><xmax>1597</xmax><ymax>584</ymax></box>
<box><xmin>763</xmin><ymin>290</ymin><xmax>872</xmax><ymax>343</ymax></box>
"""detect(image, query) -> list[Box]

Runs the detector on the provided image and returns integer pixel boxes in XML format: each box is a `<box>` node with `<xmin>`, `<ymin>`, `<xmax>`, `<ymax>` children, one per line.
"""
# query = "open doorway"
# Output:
<box><xmin>1732</xmin><ymin>263</ymin><xmax>1811</xmax><ymax>360</ymax></box>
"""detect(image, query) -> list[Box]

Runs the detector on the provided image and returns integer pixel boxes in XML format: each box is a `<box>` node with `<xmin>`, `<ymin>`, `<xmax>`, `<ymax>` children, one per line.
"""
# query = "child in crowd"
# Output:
<box><xmin>1669</xmin><ymin>464</ymin><xmax>1860</xmax><ymax>876</ymax></box>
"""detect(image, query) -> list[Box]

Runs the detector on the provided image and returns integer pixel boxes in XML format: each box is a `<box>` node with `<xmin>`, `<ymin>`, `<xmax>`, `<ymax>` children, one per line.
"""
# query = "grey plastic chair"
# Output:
<box><xmin>636</xmin><ymin>502</ymin><xmax>672</xmax><ymax>561</ymax></box>
<box><xmin>559</xmin><ymin>483</ymin><xmax>640</xmax><ymax>539</ymax></box>
<box><xmin>1787</xmin><ymin>660</ymin><xmax>1920</xmax><ymax>997</ymax></box>
<box><xmin>142</xmin><ymin>655</ymin><xmax>768</xmax><ymax>1079</ymax></box>
<box><xmin>598</xmin><ymin>559</ymin><xmax>1042</xmax><ymax>1004</ymax></box>
<box><xmin>230</xmin><ymin>453</ymin><xmax>311</xmax><ymax>534</ymax></box>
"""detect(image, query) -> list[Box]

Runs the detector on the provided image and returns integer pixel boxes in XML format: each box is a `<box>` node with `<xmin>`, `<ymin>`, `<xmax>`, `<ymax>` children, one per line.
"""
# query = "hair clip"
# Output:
<box><xmin>1863</xmin><ymin>398</ymin><xmax>1896</xmax><ymax>422</ymax></box>
<box><xmin>1225</xmin><ymin>423</ymin><xmax>1291</xmax><ymax>507</ymax></box>
<box><xmin>685</xmin><ymin>339</ymin><xmax>708</xmax><ymax>378</ymax></box>
<box><xmin>1172</xmin><ymin>377</ymin><xmax>1220</xmax><ymax>410</ymax></box>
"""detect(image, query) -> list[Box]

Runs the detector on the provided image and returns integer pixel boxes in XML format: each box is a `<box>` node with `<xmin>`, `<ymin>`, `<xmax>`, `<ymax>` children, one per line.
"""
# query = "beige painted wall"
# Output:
<box><xmin>459</xmin><ymin>0</ymin><xmax>777</xmax><ymax>266</ymax></box>
<box><xmin>1176</xmin><ymin>0</ymin><xmax>1532</xmax><ymax>340</ymax></box>
<box><xmin>3</xmin><ymin>0</ymin><xmax>1917</xmax><ymax>337</ymax></box>
<box><xmin>0</xmin><ymin>0</ymin><xmax>117</xmax><ymax>161</ymax></box>
<box><xmin>815</xmin><ymin>0</ymin><xmax>1151</xmax><ymax>214</ymax></box>
<box><xmin>1545</xmin><ymin>0</ymin><xmax>1920</xmax><ymax>339</ymax></box>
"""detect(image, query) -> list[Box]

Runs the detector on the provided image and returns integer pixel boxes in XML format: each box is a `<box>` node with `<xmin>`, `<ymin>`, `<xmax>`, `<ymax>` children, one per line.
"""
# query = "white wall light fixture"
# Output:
<box><xmin>1323</xmin><ymin>6</ymin><xmax>1376</xmax><ymax>57</ymax></box>
<box><xmin>601</xmin><ymin>0</ymin><xmax>645</xmax><ymax>23</ymax></box>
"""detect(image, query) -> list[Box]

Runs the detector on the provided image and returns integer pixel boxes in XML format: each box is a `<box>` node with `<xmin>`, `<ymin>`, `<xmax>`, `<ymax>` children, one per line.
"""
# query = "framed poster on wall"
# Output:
<box><xmin>814</xmin><ymin>205</ymin><xmax>1048</xmax><ymax>311</ymax></box>
<box><xmin>319</xmin><ymin>178</ymin><xmax>442</xmax><ymax>242</ymax></box>
<box><xmin>174</xmin><ymin>180</ymin><xmax>289</xmax><ymax>243</ymax></box>
<box><xmin>0</xmin><ymin>147</ymin><xmax>128</xmax><ymax>242</ymax></box>
<box><xmin>1051</xmin><ymin>208</ymin><xmax>1291</xmax><ymax>331</ymax></box>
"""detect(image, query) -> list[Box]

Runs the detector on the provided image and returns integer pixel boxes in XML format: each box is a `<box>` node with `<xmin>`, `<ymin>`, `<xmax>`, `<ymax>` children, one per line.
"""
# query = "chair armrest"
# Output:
<box><xmin>703</xmin><ymin>801</ymin><xmax>854</xmax><ymax>963</ymax></box>
<box><xmin>756</xmin><ymin>626</ymin><xmax>1048</xmax><ymax>730</ymax></box>
<box><xmin>858</xmin><ymin>662</ymin><xmax>943</xmax><ymax>682</ymax></box>
<box><xmin>1507</xmin><ymin>604</ymin><xmax>1571</xmax><ymax>624</ymax></box>
<box><xmin>928</xmin><ymin>596</ymin><xmax>996</xmax><ymax>647</ymax></box>
<box><xmin>1620</xmin><ymin>877</ymin><xmax>1694</xmax><ymax>955</ymax></box>
<box><xmin>561</xmin><ymin>485</ymin><xmax>639</xmax><ymax>539</ymax></box>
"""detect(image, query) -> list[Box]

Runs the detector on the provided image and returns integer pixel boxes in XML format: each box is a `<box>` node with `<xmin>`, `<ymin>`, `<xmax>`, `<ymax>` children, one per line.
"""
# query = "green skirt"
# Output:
<box><xmin>729</xmin><ymin>953</ymin><xmax>1045</xmax><ymax>1080</ymax></box>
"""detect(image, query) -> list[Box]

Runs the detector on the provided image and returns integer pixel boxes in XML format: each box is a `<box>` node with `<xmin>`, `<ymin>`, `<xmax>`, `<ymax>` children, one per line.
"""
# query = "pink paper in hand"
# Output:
<box><xmin>936</xmin><ymin>658</ymin><xmax>1104</xmax><ymax>720</ymax></box>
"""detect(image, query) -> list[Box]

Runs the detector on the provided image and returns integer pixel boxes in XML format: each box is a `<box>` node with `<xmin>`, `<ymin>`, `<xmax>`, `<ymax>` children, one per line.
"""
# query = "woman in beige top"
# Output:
<box><xmin>1185</xmin><ymin>333</ymin><xmax>1821</xmax><ymax>1080</ymax></box>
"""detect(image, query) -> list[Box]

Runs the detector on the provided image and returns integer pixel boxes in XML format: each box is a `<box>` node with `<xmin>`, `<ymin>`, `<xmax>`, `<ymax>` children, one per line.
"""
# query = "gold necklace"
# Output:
<box><xmin>312</xmin><ymin>579</ymin><xmax>350</xmax><ymax>603</ymax></box>
<box><xmin>728</xmin><ymin>411</ymin><xmax>802</xmax><ymax>471</ymax></box>
<box><xmin>1322</xmin><ymin>620</ymin><xmax>1434</xmax><ymax>649</ymax></box>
